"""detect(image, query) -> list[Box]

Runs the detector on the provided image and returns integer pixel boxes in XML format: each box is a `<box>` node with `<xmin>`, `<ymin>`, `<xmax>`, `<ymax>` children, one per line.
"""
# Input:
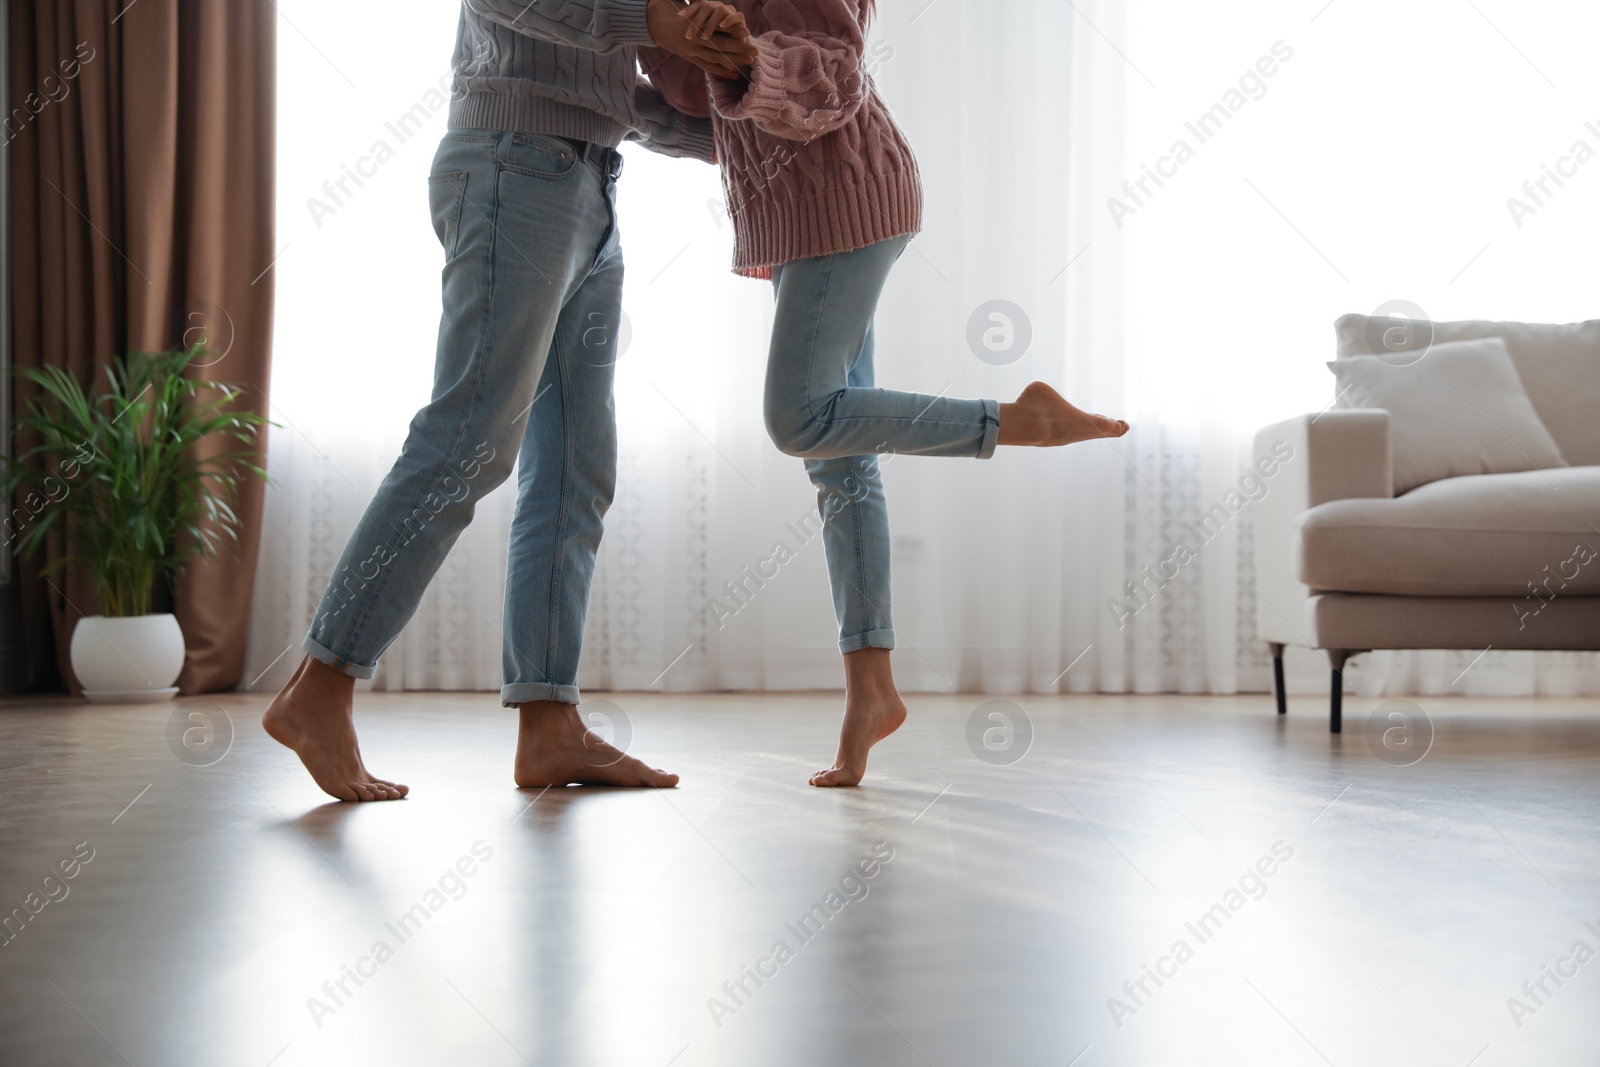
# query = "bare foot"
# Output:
<box><xmin>810</xmin><ymin>692</ymin><xmax>908</xmax><ymax>787</ymax></box>
<box><xmin>262</xmin><ymin>656</ymin><xmax>409</xmax><ymax>802</ymax></box>
<box><xmin>515</xmin><ymin>701</ymin><xmax>679</xmax><ymax>788</ymax></box>
<box><xmin>999</xmin><ymin>381</ymin><xmax>1128</xmax><ymax>446</ymax></box>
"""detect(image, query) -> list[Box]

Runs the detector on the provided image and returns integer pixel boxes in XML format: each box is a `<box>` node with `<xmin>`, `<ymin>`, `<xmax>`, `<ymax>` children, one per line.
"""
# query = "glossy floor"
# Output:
<box><xmin>0</xmin><ymin>691</ymin><xmax>1597</xmax><ymax>1066</ymax></box>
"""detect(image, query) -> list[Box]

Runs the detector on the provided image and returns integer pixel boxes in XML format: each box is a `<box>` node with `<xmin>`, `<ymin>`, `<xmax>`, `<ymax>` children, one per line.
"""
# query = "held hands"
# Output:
<box><xmin>678</xmin><ymin>0</ymin><xmax>755</xmax><ymax>78</ymax></box>
<box><xmin>646</xmin><ymin>0</ymin><xmax>755</xmax><ymax>79</ymax></box>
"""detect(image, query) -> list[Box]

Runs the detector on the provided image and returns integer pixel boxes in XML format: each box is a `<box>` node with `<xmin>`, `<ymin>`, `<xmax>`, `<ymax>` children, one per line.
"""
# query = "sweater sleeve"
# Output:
<box><xmin>464</xmin><ymin>0</ymin><xmax>654</xmax><ymax>53</ymax></box>
<box><xmin>638</xmin><ymin>46</ymin><xmax>713</xmax><ymax>118</ymax></box>
<box><xmin>706</xmin><ymin>0</ymin><xmax>867</xmax><ymax>141</ymax></box>
<box><xmin>627</xmin><ymin>79</ymin><xmax>717</xmax><ymax>162</ymax></box>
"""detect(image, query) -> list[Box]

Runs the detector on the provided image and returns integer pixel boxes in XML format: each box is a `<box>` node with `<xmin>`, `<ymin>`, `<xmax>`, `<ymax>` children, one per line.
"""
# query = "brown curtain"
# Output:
<box><xmin>9</xmin><ymin>0</ymin><xmax>275</xmax><ymax>693</ymax></box>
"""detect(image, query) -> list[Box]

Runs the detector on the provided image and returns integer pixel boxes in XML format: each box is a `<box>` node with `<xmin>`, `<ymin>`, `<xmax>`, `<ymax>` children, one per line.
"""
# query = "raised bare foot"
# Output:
<box><xmin>999</xmin><ymin>381</ymin><xmax>1128</xmax><ymax>447</ymax></box>
<box><xmin>810</xmin><ymin>692</ymin><xmax>908</xmax><ymax>787</ymax></box>
<box><xmin>515</xmin><ymin>701</ymin><xmax>679</xmax><ymax>788</ymax></box>
<box><xmin>262</xmin><ymin>656</ymin><xmax>408</xmax><ymax>802</ymax></box>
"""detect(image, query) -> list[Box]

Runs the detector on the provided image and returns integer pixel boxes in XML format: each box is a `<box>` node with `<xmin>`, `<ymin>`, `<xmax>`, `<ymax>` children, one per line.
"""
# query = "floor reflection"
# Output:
<box><xmin>0</xmin><ymin>692</ymin><xmax>1596</xmax><ymax>1066</ymax></box>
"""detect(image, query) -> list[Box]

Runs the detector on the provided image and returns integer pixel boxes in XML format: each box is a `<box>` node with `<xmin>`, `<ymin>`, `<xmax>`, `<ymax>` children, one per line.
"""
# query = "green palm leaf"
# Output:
<box><xmin>1</xmin><ymin>345</ymin><xmax>276</xmax><ymax>617</ymax></box>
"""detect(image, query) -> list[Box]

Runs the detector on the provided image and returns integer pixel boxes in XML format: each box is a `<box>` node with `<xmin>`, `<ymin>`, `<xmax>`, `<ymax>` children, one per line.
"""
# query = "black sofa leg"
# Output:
<box><xmin>1327</xmin><ymin>649</ymin><xmax>1355</xmax><ymax>734</ymax></box>
<box><xmin>1329</xmin><ymin>669</ymin><xmax>1343</xmax><ymax>733</ymax></box>
<box><xmin>1268</xmin><ymin>642</ymin><xmax>1286</xmax><ymax>716</ymax></box>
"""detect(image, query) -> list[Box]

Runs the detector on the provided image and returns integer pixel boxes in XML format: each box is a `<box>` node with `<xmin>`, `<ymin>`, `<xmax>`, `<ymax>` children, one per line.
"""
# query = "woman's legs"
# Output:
<box><xmin>797</xmin><ymin>313</ymin><xmax>895</xmax><ymax>656</ymax></box>
<box><xmin>765</xmin><ymin>236</ymin><xmax>1127</xmax><ymax>462</ymax></box>
<box><xmin>795</xmin><ymin>329</ymin><xmax>907</xmax><ymax>785</ymax></box>
<box><xmin>769</xmin><ymin>245</ymin><xmax>912</xmax><ymax>785</ymax></box>
<box><xmin>766</xmin><ymin>237</ymin><xmax>1127</xmax><ymax>785</ymax></box>
<box><xmin>815</xmin><ymin>648</ymin><xmax>908</xmax><ymax>787</ymax></box>
<box><xmin>766</xmin><ymin>236</ymin><xmax>1001</xmax><ymax>460</ymax></box>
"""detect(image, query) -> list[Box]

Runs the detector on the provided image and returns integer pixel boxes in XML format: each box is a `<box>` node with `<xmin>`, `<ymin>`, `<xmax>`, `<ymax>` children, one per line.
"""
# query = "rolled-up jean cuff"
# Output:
<box><xmin>976</xmin><ymin>399</ymin><xmax>1001</xmax><ymax>459</ymax></box>
<box><xmin>302</xmin><ymin>633</ymin><xmax>378</xmax><ymax>680</ymax></box>
<box><xmin>839</xmin><ymin>628</ymin><xmax>896</xmax><ymax>655</ymax></box>
<box><xmin>501</xmin><ymin>682</ymin><xmax>581</xmax><ymax>707</ymax></box>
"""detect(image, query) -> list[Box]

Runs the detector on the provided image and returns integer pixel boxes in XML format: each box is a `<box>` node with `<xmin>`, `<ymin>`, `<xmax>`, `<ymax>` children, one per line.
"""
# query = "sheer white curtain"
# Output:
<box><xmin>245</xmin><ymin>0</ymin><xmax>1599</xmax><ymax>698</ymax></box>
<box><xmin>247</xmin><ymin>0</ymin><xmax>1153</xmax><ymax>699</ymax></box>
<box><xmin>1116</xmin><ymin>0</ymin><xmax>1600</xmax><ymax>698</ymax></box>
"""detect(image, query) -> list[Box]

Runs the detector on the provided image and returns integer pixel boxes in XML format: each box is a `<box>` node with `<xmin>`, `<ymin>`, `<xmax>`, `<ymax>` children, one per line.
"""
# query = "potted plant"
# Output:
<box><xmin>2</xmin><ymin>346</ymin><xmax>270</xmax><ymax>702</ymax></box>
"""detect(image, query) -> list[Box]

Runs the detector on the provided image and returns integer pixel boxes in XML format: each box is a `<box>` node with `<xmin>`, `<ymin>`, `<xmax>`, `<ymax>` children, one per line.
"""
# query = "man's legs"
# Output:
<box><xmin>265</xmin><ymin>131</ymin><xmax>672</xmax><ymax>800</ymax></box>
<box><xmin>495</xmin><ymin>202</ymin><xmax>676</xmax><ymax>786</ymax></box>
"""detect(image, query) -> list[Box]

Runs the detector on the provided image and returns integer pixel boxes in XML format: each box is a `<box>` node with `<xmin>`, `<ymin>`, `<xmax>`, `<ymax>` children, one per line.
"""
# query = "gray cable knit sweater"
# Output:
<box><xmin>448</xmin><ymin>0</ymin><xmax>715</xmax><ymax>162</ymax></box>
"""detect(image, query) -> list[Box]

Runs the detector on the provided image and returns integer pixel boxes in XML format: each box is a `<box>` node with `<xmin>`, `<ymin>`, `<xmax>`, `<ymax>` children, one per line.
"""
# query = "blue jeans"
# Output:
<box><xmin>767</xmin><ymin>235</ymin><xmax>1000</xmax><ymax>654</ymax></box>
<box><xmin>303</xmin><ymin>130</ymin><xmax>625</xmax><ymax>706</ymax></box>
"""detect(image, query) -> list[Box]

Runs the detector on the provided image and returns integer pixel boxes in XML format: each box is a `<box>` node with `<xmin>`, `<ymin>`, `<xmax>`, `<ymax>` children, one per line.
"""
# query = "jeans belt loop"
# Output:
<box><xmin>561</xmin><ymin>137</ymin><xmax>621</xmax><ymax>178</ymax></box>
<box><xmin>584</xmin><ymin>141</ymin><xmax>621</xmax><ymax>180</ymax></box>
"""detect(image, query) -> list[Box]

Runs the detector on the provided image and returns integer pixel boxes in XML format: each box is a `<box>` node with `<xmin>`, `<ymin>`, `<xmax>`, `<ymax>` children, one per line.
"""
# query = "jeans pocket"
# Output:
<box><xmin>428</xmin><ymin>171</ymin><xmax>469</xmax><ymax>257</ymax></box>
<box><xmin>503</xmin><ymin>133</ymin><xmax>580</xmax><ymax>180</ymax></box>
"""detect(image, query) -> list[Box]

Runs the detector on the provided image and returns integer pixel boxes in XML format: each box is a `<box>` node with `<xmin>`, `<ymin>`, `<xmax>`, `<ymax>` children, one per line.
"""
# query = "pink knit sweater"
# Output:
<box><xmin>640</xmin><ymin>0</ymin><xmax>921</xmax><ymax>278</ymax></box>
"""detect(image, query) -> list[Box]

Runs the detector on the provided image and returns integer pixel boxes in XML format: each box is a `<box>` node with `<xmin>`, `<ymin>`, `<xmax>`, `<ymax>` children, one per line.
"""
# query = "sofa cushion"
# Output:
<box><xmin>1306</xmin><ymin>594</ymin><xmax>1600</xmax><ymax>651</ymax></box>
<box><xmin>1335</xmin><ymin>313</ymin><xmax>1600</xmax><ymax>467</ymax></box>
<box><xmin>1297</xmin><ymin>465</ymin><xmax>1600</xmax><ymax>597</ymax></box>
<box><xmin>1328</xmin><ymin>337</ymin><xmax>1568</xmax><ymax>494</ymax></box>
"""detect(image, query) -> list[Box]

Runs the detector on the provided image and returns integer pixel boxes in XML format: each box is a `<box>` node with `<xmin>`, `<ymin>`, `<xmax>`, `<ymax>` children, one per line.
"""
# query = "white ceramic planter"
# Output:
<box><xmin>69</xmin><ymin>614</ymin><xmax>185</xmax><ymax>704</ymax></box>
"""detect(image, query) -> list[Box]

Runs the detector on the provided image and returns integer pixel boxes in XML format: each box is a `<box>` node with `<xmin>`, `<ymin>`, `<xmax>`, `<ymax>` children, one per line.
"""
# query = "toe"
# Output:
<box><xmin>1087</xmin><ymin>413</ymin><xmax>1124</xmax><ymax>436</ymax></box>
<box><xmin>359</xmin><ymin>781</ymin><xmax>396</xmax><ymax>802</ymax></box>
<box><xmin>643</xmin><ymin>767</ymin><xmax>680</xmax><ymax>788</ymax></box>
<box><xmin>349</xmin><ymin>781</ymin><xmax>377</xmax><ymax>802</ymax></box>
<box><xmin>810</xmin><ymin>767</ymin><xmax>861</xmax><ymax>788</ymax></box>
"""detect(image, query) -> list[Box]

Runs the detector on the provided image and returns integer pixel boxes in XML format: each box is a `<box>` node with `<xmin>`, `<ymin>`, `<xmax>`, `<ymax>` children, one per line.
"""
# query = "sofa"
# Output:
<box><xmin>1253</xmin><ymin>314</ymin><xmax>1600</xmax><ymax>731</ymax></box>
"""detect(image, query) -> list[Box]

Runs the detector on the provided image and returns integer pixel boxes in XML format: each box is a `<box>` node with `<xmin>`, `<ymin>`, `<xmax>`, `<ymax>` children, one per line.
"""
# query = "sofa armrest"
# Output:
<box><xmin>1252</xmin><ymin>409</ymin><xmax>1392</xmax><ymax>646</ymax></box>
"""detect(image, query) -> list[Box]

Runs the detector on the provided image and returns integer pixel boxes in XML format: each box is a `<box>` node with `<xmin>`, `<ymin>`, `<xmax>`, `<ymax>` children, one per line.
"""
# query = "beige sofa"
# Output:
<box><xmin>1253</xmin><ymin>315</ymin><xmax>1600</xmax><ymax>731</ymax></box>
